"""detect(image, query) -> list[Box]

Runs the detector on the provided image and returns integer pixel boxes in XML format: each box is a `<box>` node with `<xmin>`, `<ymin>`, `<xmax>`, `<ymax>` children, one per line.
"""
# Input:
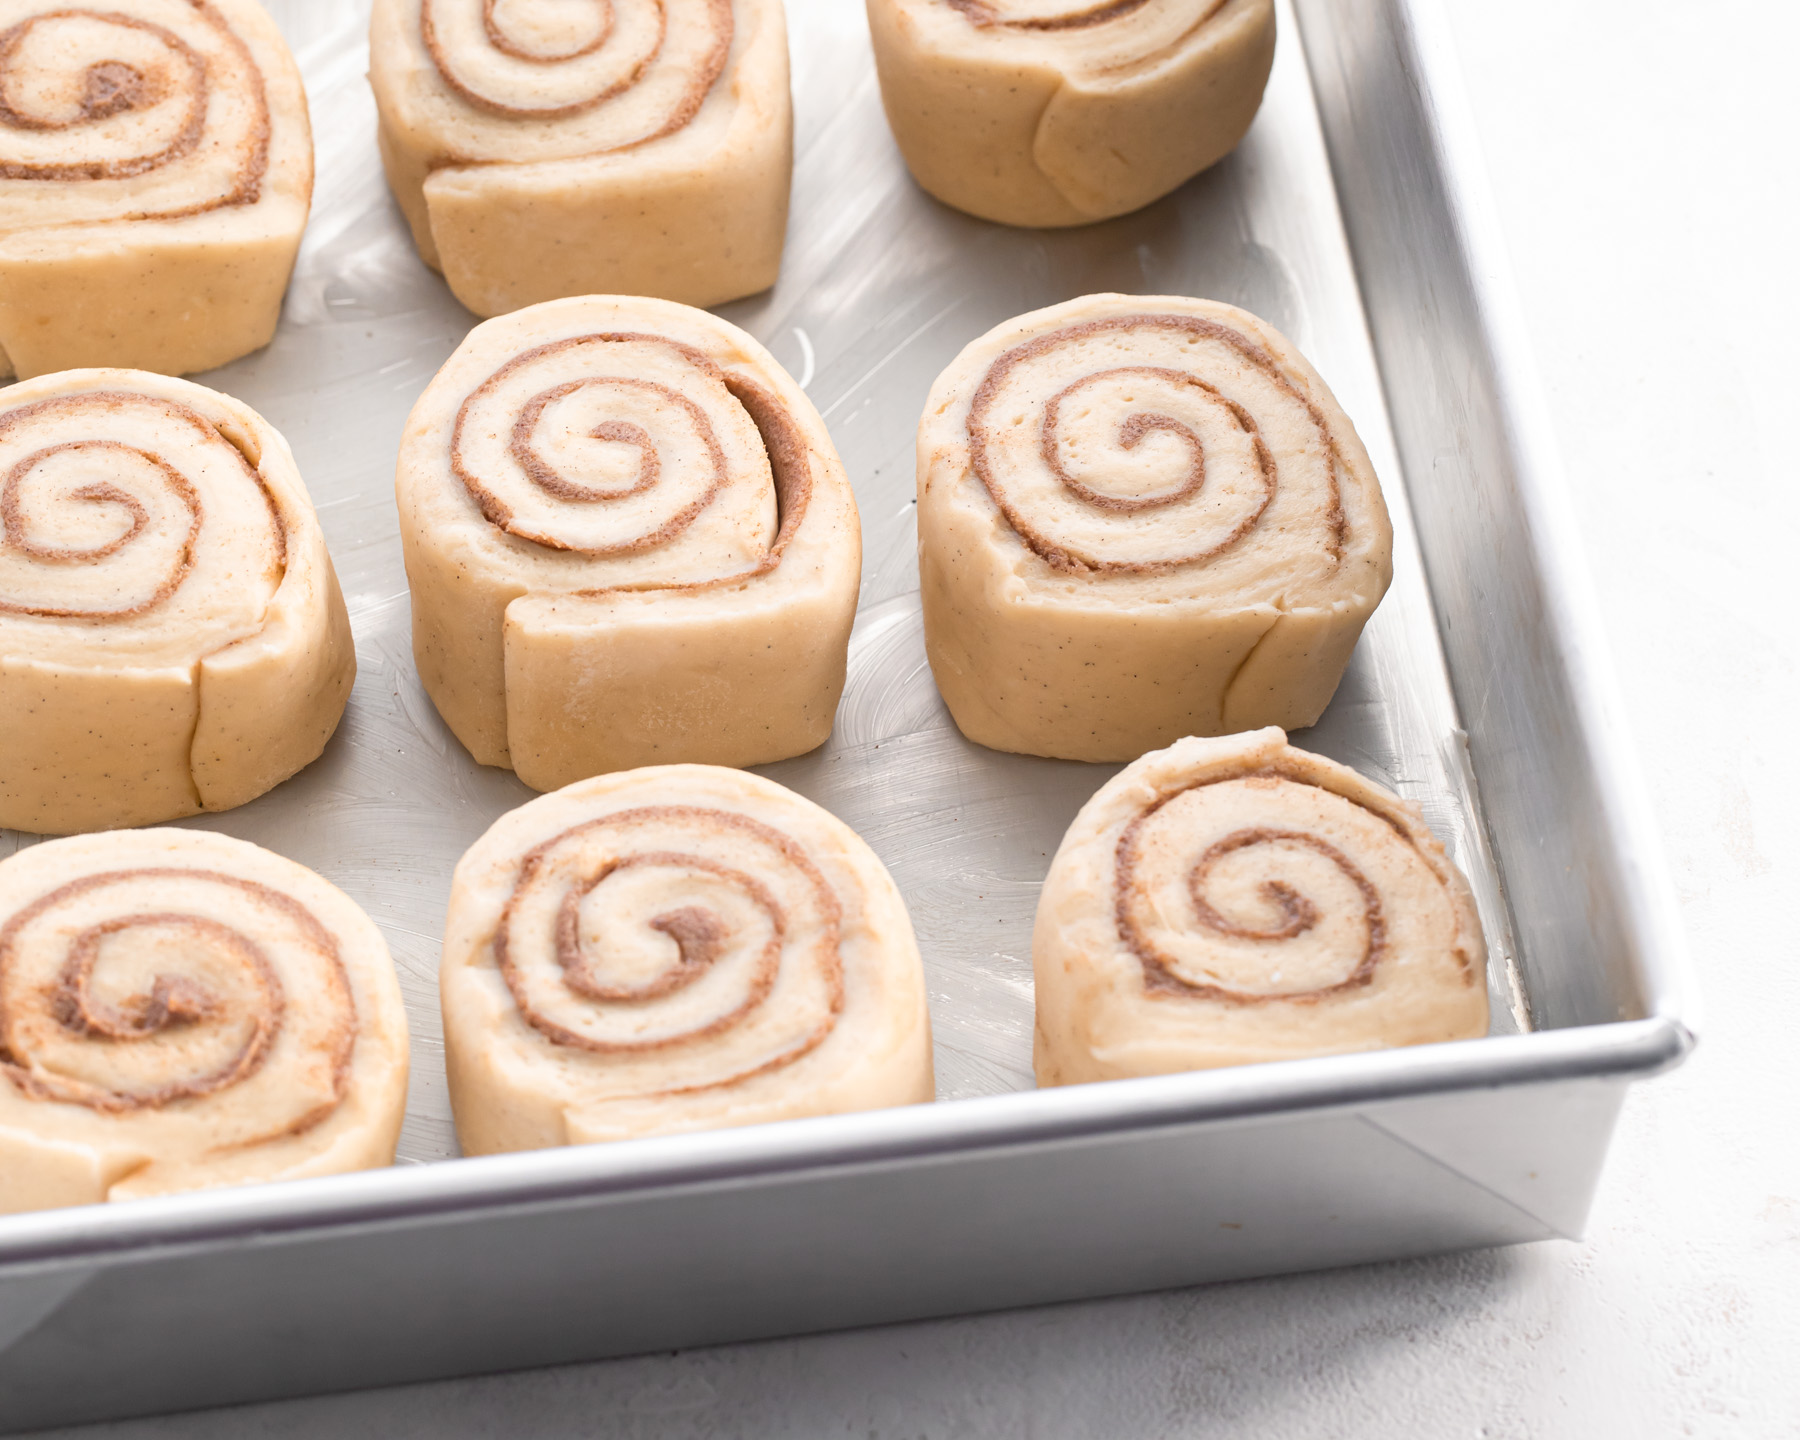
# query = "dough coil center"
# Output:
<box><xmin>420</xmin><ymin>0</ymin><xmax>730</xmax><ymax>131</ymax></box>
<box><xmin>0</xmin><ymin>2</ymin><xmax>271</xmax><ymax>214</ymax></box>
<box><xmin>0</xmin><ymin>867</ymin><xmax>356</xmax><ymax>1145</ymax></box>
<box><xmin>967</xmin><ymin>313</ymin><xmax>1346</xmax><ymax>576</ymax></box>
<box><xmin>0</xmin><ymin>389</ymin><xmax>284</xmax><ymax>633</ymax></box>
<box><xmin>494</xmin><ymin>804</ymin><xmax>846</xmax><ymax>1095</ymax></box>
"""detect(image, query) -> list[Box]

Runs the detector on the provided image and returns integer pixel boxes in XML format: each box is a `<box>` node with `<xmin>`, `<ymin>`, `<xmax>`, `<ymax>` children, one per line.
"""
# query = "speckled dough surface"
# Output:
<box><xmin>917</xmin><ymin>293</ymin><xmax>1393</xmax><ymax>762</ymax></box>
<box><xmin>1034</xmin><ymin>729</ymin><xmax>1487</xmax><ymax>1083</ymax></box>
<box><xmin>395</xmin><ymin>294</ymin><xmax>860</xmax><ymax>790</ymax></box>
<box><xmin>441</xmin><ymin>764</ymin><xmax>934</xmax><ymax>1151</ymax></box>
<box><xmin>369</xmin><ymin>0</ymin><xmax>793</xmax><ymax>314</ymax></box>
<box><xmin>0</xmin><ymin>369</ymin><xmax>355</xmax><ymax>834</ymax></box>
<box><xmin>0</xmin><ymin>0</ymin><xmax>313</xmax><ymax>379</ymax></box>
<box><xmin>0</xmin><ymin>828</ymin><xmax>409</xmax><ymax>1214</ymax></box>
<box><xmin>866</xmin><ymin>0</ymin><xmax>1275</xmax><ymax>227</ymax></box>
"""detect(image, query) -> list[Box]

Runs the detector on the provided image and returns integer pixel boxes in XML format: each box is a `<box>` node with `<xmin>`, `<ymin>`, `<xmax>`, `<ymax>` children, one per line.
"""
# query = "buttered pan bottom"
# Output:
<box><xmin>0</xmin><ymin>0</ymin><xmax>1526</xmax><ymax>1166</ymax></box>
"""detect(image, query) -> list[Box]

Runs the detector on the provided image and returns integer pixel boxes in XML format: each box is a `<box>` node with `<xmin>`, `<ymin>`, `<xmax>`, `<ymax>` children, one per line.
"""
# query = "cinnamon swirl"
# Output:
<box><xmin>441</xmin><ymin>764</ymin><xmax>933</xmax><ymax>1150</ymax></box>
<box><xmin>0</xmin><ymin>369</ymin><xmax>355</xmax><ymax>834</ymax></box>
<box><xmin>917</xmin><ymin>293</ymin><xmax>1393</xmax><ymax>761</ymax></box>
<box><xmin>396</xmin><ymin>294</ymin><xmax>859</xmax><ymax>789</ymax></box>
<box><xmin>867</xmin><ymin>0</ymin><xmax>1273</xmax><ymax>227</ymax></box>
<box><xmin>1034</xmin><ymin>729</ymin><xmax>1488</xmax><ymax>1083</ymax></box>
<box><xmin>368</xmin><ymin>0</ymin><xmax>792</xmax><ymax>315</ymax></box>
<box><xmin>0</xmin><ymin>0</ymin><xmax>313</xmax><ymax>379</ymax></box>
<box><xmin>0</xmin><ymin>828</ymin><xmax>409</xmax><ymax>1213</ymax></box>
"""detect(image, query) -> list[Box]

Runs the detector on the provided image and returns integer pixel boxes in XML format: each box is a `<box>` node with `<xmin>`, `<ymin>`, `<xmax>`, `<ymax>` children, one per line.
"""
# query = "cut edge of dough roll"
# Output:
<box><xmin>866</xmin><ymin>0</ymin><xmax>1276</xmax><ymax>228</ymax></box>
<box><xmin>369</xmin><ymin>0</ymin><xmax>793</xmax><ymax>316</ymax></box>
<box><xmin>396</xmin><ymin>295</ymin><xmax>860</xmax><ymax>791</ymax></box>
<box><xmin>440</xmin><ymin>764</ymin><xmax>935</xmax><ymax>1153</ymax></box>
<box><xmin>0</xmin><ymin>0</ymin><xmax>313</xmax><ymax>379</ymax></box>
<box><xmin>0</xmin><ymin>370</ymin><xmax>356</xmax><ymax>835</ymax></box>
<box><xmin>1033</xmin><ymin>728</ymin><xmax>1490</xmax><ymax>1086</ymax></box>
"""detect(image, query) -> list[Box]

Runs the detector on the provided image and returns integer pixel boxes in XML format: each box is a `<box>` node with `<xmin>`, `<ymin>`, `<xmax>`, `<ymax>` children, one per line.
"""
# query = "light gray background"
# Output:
<box><xmin>26</xmin><ymin>0</ymin><xmax>1799</xmax><ymax>1434</ymax></box>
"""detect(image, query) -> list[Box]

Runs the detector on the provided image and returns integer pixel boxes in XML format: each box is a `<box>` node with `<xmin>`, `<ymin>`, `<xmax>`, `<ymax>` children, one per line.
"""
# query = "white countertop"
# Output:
<box><xmin>29</xmin><ymin>0</ymin><xmax>1799</xmax><ymax>1434</ymax></box>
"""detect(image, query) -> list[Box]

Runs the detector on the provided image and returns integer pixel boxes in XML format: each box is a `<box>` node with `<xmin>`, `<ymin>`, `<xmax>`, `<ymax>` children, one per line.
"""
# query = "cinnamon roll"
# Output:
<box><xmin>866</xmin><ymin>0</ymin><xmax>1274</xmax><ymax>227</ymax></box>
<box><xmin>0</xmin><ymin>828</ymin><xmax>409</xmax><ymax>1214</ymax></box>
<box><xmin>0</xmin><ymin>369</ymin><xmax>355</xmax><ymax>834</ymax></box>
<box><xmin>1033</xmin><ymin>729</ymin><xmax>1488</xmax><ymax>1083</ymax></box>
<box><xmin>0</xmin><ymin>0</ymin><xmax>313</xmax><ymax>379</ymax></box>
<box><xmin>917</xmin><ymin>293</ymin><xmax>1393</xmax><ymax>762</ymax></box>
<box><xmin>368</xmin><ymin>0</ymin><xmax>792</xmax><ymax>315</ymax></box>
<box><xmin>396</xmin><ymin>294</ymin><xmax>859</xmax><ymax>790</ymax></box>
<box><xmin>441</xmin><ymin>764</ymin><xmax>933</xmax><ymax>1150</ymax></box>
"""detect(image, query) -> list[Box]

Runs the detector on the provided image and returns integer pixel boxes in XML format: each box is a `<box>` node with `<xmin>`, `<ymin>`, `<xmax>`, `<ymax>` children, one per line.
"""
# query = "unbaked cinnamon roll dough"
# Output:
<box><xmin>396</xmin><ymin>294</ymin><xmax>860</xmax><ymax>790</ymax></box>
<box><xmin>0</xmin><ymin>0</ymin><xmax>314</xmax><ymax>379</ymax></box>
<box><xmin>369</xmin><ymin>0</ymin><xmax>792</xmax><ymax>315</ymax></box>
<box><xmin>0</xmin><ymin>370</ymin><xmax>356</xmax><ymax>835</ymax></box>
<box><xmin>917</xmin><ymin>293</ymin><xmax>1393</xmax><ymax>762</ymax></box>
<box><xmin>0</xmin><ymin>828</ymin><xmax>409</xmax><ymax>1215</ymax></box>
<box><xmin>1034</xmin><ymin>729</ymin><xmax>1488</xmax><ymax>1083</ymax></box>
<box><xmin>441</xmin><ymin>764</ymin><xmax>934</xmax><ymax>1151</ymax></box>
<box><xmin>867</xmin><ymin>0</ymin><xmax>1275</xmax><ymax>227</ymax></box>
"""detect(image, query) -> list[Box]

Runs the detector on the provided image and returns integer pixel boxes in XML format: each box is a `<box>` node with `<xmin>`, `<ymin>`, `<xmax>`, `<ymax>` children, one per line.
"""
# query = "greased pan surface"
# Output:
<box><xmin>3</xmin><ymin>0</ymin><xmax>1524</xmax><ymax>1151</ymax></box>
<box><xmin>0</xmin><ymin>0</ymin><xmax>1691</xmax><ymax>1427</ymax></box>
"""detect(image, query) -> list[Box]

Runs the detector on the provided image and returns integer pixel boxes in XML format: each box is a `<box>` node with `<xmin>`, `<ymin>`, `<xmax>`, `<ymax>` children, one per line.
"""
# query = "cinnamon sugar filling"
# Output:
<box><xmin>494</xmin><ymin>805</ymin><xmax>846</xmax><ymax>1095</ymax></box>
<box><xmin>0</xmin><ymin>868</ymin><xmax>356</xmax><ymax>1145</ymax></box>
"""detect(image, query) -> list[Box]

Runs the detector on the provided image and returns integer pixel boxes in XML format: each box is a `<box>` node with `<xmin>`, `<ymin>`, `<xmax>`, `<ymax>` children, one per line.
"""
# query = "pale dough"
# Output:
<box><xmin>0</xmin><ymin>369</ymin><xmax>356</xmax><ymax>834</ymax></box>
<box><xmin>395</xmin><ymin>294</ymin><xmax>860</xmax><ymax>790</ymax></box>
<box><xmin>0</xmin><ymin>0</ymin><xmax>313</xmax><ymax>380</ymax></box>
<box><xmin>441</xmin><ymin>764</ymin><xmax>934</xmax><ymax>1151</ymax></box>
<box><xmin>1034</xmin><ymin>728</ymin><xmax>1489</xmax><ymax>1083</ymax></box>
<box><xmin>369</xmin><ymin>0</ymin><xmax>792</xmax><ymax>315</ymax></box>
<box><xmin>917</xmin><ymin>293</ymin><xmax>1393</xmax><ymax>762</ymax></box>
<box><xmin>0</xmin><ymin>828</ymin><xmax>409</xmax><ymax>1214</ymax></box>
<box><xmin>866</xmin><ymin>0</ymin><xmax>1275</xmax><ymax>227</ymax></box>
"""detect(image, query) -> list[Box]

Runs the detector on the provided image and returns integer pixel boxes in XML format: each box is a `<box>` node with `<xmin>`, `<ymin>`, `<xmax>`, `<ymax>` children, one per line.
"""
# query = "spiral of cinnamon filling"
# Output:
<box><xmin>944</xmin><ymin>0</ymin><xmax>1160</xmax><ymax>30</ymax></box>
<box><xmin>0</xmin><ymin>1</ymin><xmax>270</xmax><ymax>220</ymax></box>
<box><xmin>494</xmin><ymin>805</ymin><xmax>845</xmax><ymax>1094</ymax></box>
<box><xmin>450</xmin><ymin>329</ymin><xmax>805</xmax><ymax>577</ymax></box>
<box><xmin>0</xmin><ymin>388</ymin><xmax>283</xmax><ymax>635</ymax></box>
<box><xmin>0</xmin><ymin>868</ymin><xmax>355</xmax><ymax>1141</ymax></box>
<box><xmin>1113</xmin><ymin>763</ymin><xmax>1473</xmax><ymax>1004</ymax></box>
<box><xmin>420</xmin><ymin>0</ymin><xmax>730</xmax><ymax>130</ymax></box>
<box><xmin>1031</xmin><ymin>732</ymin><xmax>1485</xmax><ymax>1085</ymax></box>
<box><xmin>968</xmin><ymin>313</ymin><xmax>1347</xmax><ymax>575</ymax></box>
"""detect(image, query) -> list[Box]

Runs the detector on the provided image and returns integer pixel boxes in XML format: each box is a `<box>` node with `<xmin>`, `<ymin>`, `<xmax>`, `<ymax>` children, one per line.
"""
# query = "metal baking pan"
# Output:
<box><xmin>0</xmin><ymin>0</ymin><xmax>1696</xmax><ymax>1427</ymax></box>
